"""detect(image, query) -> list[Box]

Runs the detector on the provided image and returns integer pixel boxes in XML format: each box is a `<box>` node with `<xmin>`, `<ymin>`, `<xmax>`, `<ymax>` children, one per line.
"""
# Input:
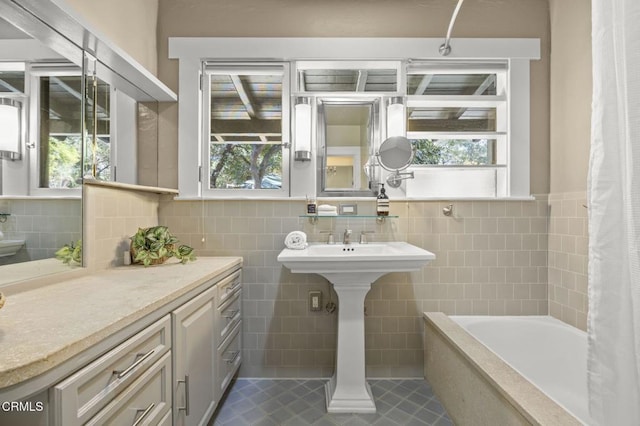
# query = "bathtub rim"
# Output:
<box><xmin>423</xmin><ymin>312</ymin><xmax>582</xmax><ymax>426</ymax></box>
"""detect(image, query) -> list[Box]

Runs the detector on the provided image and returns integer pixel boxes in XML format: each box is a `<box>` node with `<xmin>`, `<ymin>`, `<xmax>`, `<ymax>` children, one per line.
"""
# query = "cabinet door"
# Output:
<box><xmin>173</xmin><ymin>285</ymin><xmax>217</xmax><ymax>426</ymax></box>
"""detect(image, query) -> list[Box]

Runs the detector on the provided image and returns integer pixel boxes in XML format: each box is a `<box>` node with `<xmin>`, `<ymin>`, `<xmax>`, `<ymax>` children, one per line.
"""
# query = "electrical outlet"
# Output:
<box><xmin>309</xmin><ymin>290</ymin><xmax>322</xmax><ymax>312</ymax></box>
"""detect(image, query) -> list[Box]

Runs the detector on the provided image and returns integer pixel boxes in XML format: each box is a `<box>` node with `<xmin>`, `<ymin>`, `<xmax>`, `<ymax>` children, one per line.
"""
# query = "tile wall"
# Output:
<box><xmin>83</xmin><ymin>184</ymin><xmax>161</xmax><ymax>271</ymax></box>
<box><xmin>548</xmin><ymin>192</ymin><xmax>589</xmax><ymax>330</ymax></box>
<box><xmin>159</xmin><ymin>196</ymin><xmax>549</xmax><ymax>378</ymax></box>
<box><xmin>0</xmin><ymin>199</ymin><xmax>81</xmax><ymax>266</ymax></box>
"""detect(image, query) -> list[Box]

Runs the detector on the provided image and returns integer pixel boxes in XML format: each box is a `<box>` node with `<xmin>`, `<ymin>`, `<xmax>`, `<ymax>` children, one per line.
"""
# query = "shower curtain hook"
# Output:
<box><xmin>439</xmin><ymin>0</ymin><xmax>465</xmax><ymax>56</ymax></box>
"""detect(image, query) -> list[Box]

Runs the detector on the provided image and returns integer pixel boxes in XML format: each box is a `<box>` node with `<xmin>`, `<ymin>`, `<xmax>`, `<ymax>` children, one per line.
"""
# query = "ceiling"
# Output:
<box><xmin>0</xmin><ymin>15</ymin><xmax>30</xmax><ymax>40</ymax></box>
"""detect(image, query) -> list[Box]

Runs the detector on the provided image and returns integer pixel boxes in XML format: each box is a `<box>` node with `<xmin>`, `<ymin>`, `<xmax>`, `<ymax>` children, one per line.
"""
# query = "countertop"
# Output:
<box><xmin>0</xmin><ymin>257</ymin><xmax>242</xmax><ymax>390</ymax></box>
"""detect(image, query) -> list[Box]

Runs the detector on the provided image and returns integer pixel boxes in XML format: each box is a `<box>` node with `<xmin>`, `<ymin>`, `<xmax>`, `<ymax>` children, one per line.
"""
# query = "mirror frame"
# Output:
<box><xmin>316</xmin><ymin>97</ymin><xmax>381</xmax><ymax>197</ymax></box>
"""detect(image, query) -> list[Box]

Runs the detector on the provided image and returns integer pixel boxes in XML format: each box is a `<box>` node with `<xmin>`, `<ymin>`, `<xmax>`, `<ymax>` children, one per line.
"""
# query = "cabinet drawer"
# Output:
<box><xmin>217</xmin><ymin>321</ymin><xmax>242</xmax><ymax>394</ymax></box>
<box><xmin>86</xmin><ymin>351</ymin><xmax>172</xmax><ymax>426</ymax></box>
<box><xmin>157</xmin><ymin>409</ymin><xmax>172</xmax><ymax>426</ymax></box>
<box><xmin>217</xmin><ymin>289</ymin><xmax>241</xmax><ymax>344</ymax></box>
<box><xmin>217</xmin><ymin>270</ymin><xmax>242</xmax><ymax>307</ymax></box>
<box><xmin>53</xmin><ymin>315</ymin><xmax>171</xmax><ymax>425</ymax></box>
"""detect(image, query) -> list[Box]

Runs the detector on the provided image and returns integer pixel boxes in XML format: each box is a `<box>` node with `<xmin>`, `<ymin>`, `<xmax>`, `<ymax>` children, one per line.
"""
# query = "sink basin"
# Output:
<box><xmin>277</xmin><ymin>241</ymin><xmax>435</xmax><ymax>414</ymax></box>
<box><xmin>277</xmin><ymin>241</ymin><xmax>435</xmax><ymax>282</ymax></box>
<box><xmin>0</xmin><ymin>239</ymin><xmax>25</xmax><ymax>257</ymax></box>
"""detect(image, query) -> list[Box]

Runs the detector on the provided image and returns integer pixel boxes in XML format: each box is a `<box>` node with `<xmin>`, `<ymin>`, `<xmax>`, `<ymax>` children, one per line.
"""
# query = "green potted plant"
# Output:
<box><xmin>55</xmin><ymin>240</ymin><xmax>82</xmax><ymax>265</ymax></box>
<box><xmin>130</xmin><ymin>226</ymin><xmax>195</xmax><ymax>267</ymax></box>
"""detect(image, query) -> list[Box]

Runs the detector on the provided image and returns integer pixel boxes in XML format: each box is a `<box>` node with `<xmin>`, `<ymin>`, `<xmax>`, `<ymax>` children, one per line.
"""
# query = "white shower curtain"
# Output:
<box><xmin>588</xmin><ymin>0</ymin><xmax>640</xmax><ymax>424</ymax></box>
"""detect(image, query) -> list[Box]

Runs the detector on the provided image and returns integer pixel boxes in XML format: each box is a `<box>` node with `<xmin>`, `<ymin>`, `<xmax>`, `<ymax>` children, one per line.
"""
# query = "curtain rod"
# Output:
<box><xmin>439</xmin><ymin>0</ymin><xmax>465</xmax><ymax>56</ymax></box>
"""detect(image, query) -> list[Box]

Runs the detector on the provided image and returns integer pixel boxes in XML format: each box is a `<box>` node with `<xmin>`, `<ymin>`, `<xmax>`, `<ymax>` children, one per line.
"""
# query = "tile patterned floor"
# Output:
<box><xmin>210</xmin><ymin>379</ymin><xmax>453</xmax><ymax>426</ymax></box>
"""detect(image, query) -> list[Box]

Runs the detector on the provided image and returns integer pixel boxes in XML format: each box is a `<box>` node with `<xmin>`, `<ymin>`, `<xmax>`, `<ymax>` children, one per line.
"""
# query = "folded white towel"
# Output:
<box><xmin>284</xmin><ymin>231</ymin><xmax>308</xmax><ymax>250</ymax></box>
<box><xmin>317</xmin><ymin>204</ymin><xmax>337</xmax><ymax>212</ymax></box>
<box><xmin>317</xmin><ymin>211</ymin><xmax>338</xmax><ymax>216</ymax></box>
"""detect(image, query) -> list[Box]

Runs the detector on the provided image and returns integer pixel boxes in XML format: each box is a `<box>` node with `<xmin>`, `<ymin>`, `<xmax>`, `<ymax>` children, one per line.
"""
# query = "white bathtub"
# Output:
<box><xmin>451</xmin><ymin>316</ymin><xmax>591</xmax><ymax>425</ymax></box>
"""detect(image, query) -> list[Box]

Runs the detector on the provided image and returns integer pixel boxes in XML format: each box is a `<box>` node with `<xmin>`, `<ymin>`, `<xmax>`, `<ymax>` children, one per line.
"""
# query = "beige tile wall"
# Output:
<box><xmin>83</xmin><ymin>184</ymin><xmax>160</xmax><ymax>271</ymax></box>
<box><xmin>0</xmin><ymin>199</ymin><xmax>81</xmax><ymax>266</ymax></box>
<box><xmin>548</xmin><ymin>192</ymin><xmax>588</xmax><ymax>330</ymax></box>
<box><xmin>159</xmin><ymin>196</ymin><xmax>549</xmax><ymax>378</ymax></box>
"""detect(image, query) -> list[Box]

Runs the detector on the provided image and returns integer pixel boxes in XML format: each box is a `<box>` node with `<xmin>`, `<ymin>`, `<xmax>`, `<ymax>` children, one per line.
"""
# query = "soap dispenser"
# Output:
<box><xmin>377</xmin><ymin>184</ymin><xmax>390</xmax><ymax>216</ymax></box>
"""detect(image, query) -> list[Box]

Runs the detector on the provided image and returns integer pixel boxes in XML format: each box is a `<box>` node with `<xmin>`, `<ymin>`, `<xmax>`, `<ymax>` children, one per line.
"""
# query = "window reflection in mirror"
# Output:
<box><xmin>36</xmin><ymin>73</ymin><xmax>83</xmax><ymax>188</ymax></box>
<box><xmin>0</xmin><ymin>2</ymin><xmax>168</xmax><ymax>286</ymax></box>
<box><xmin>318</xmin><ymin>99</ymin><xmax>379</xmax><ymax>196</ymax></box>
<box><xmin>0</xmin><ymin>61</ymin><xmax>83</xmax><ymax>273</ymax></box>
<box><xmin>83</xmin><ymin>72</ymin><xmax>111</xmax><ymax>181</ymax></box>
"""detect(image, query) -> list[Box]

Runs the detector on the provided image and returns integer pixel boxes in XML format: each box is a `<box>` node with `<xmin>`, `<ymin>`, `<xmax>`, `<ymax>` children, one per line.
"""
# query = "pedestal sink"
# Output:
<box><xmin>277</xmin><ymin>241</ymin><xmax>435</xmax><ymax>413</ymax></box>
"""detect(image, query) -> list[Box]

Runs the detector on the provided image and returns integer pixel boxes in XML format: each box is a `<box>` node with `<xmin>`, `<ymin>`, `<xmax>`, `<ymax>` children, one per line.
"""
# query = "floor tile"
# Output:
<box><xmin>211</xmin><ymin>378</ymin><xmax>451</xmax><ymax>426</ymax></box>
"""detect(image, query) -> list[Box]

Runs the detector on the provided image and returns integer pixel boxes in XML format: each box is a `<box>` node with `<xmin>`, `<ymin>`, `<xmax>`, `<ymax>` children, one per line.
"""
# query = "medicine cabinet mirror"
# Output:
<box><xmin>317</xmin><ymin>98</ymin><xmax>380</xmax><ymax>197</ymax></box>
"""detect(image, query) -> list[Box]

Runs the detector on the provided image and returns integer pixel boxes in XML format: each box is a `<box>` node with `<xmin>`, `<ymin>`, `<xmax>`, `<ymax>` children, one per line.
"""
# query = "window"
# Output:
<box><xmin>405</xmin><ymin>62</ymin><xmax>509</xmax><ymax>197</ymax></box>
<box><xmin>202</xmin><ymin>64</ymin><xmax>289</xmax><ymax>196</ymax></box>
<box><xmin>0</xmin><ymin>69</ymin><xmax>25</xmax><ymax>94</ymax></box>
<box><xmin>171</xmin><ymin>38</ymin><xmax>538</xmax><ymax>199</ymax></box>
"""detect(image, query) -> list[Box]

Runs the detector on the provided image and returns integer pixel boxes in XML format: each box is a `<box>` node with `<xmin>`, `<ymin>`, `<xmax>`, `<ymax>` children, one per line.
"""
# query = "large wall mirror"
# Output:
<box><xmin>317</xmin><ymin>98</ymin><xmax>380</xmax><ymax>197</ymax></box>
<box><xmin>0</xmin><ymin>0</ymin><xmax>169</xmax><ymax>287</ymax></box>
<box><xmin>0</xmin><ymin>10</ymin><xmax>85</xmax><ymax>284</ymax></box>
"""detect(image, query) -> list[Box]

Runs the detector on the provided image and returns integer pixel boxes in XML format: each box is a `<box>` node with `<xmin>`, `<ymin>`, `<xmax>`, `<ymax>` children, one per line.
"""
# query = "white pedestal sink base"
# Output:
<box><xmin>325</xmin><ymin>375</ymin><xmax>376</xmax><ymax>413</ymax></box>
<box><xmin>276</xmin><ymin>242</ymin><xmax>436</xmax><ymax>415</ymax></box>
<box><xmin>325</xmin><ymin>279</ymin><xmax>378</xmax><ymax>413</ymax></box>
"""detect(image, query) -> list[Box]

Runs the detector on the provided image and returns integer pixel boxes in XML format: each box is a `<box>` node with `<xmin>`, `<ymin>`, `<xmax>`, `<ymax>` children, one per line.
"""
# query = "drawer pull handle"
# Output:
<box><xmin>114</xmin><ymin>349</ymin><xmax>155</xmax><ymax>379</ymax></box>
<box><xmin>224</xmin><ymin>281</ymin><xmax>240</xmax><ymax>293</ymax></box>
<box><xmin>178</xmin><ymin>375</ymin><xmax>190</xmax><ymax>416</ymax></box>
<box><xmin>223</xmin><ymin>309</ymin><xmax>240</xmax><ymax>319</ymax></box>
<box><xmin>132</xmin><ymin>403</ymin><xmax>155</xmax><ymax>426</ymax></box>
<box><xmin>224</xmin><ymin>350</ymin><xmax>241</xmax><ymax>364</ymax></box>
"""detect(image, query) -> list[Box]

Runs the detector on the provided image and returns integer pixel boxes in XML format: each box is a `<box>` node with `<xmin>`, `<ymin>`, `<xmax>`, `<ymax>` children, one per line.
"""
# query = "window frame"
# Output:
<box><xmin>404</xmin><ymin>61</ymin><xmax>509</xmax><ymax>197</ymax></box>
<box><xmin>201</xmin><ymin>62</ymin><xmax>290</xmax><ymax>198</ymax></box>
<box><xmin>169</xmin><ymin>37</ymin><xmax>539</xmax><ymax>199</ymax></box>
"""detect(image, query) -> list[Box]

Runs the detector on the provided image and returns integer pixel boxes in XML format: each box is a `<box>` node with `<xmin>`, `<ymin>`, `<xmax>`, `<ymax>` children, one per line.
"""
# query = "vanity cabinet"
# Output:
<box><xmin>84</xmin><ymin>352</ymin><xmax>172</xmax><ymax>426</ymax></box>
<box><xmin>7</xmin><ymin>260</ymin><xmax>245</xmax><ymax>426</ymax></box>
<box><xmin>215</xmin><ymin>272</ymin><xmax>242</xmax><ymax>395</ymax></box>
<box><xmin>172</xmin><ymin>269</ymin><xmax>242</xmax><ymax>426</ymax></box>
<box><xmin>173</xmin><ymin>285</ymin><xmax>218</xmax><ymax>426</ymax></box>
<box><xmin>52</xmin><ymin>316</ymin><xmax>172</xmax><ymax>425</ymax></box>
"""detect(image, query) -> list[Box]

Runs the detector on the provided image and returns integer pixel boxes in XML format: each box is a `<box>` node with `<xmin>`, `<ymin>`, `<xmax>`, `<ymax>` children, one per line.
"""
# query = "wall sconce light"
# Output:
<box><xmin>0</xmin><ymin>98</ymin><xmax>22</xmax><ymax>161</ymax></box>
<box><xmin>386</xmin><ymin>97</ymin><xmax>405</xmax><ymax>138</ymax></box>
<box><xmin>294</xmin><ymin>97</ymin><xmax>312</xmax><ymax>161</ymax></box>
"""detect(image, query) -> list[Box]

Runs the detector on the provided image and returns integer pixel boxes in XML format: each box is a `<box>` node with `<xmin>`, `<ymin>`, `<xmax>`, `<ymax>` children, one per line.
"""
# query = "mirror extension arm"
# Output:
<box><xmin>386</xmin><ymin>170</ymin><xmax>415</xmax><ymax>188</ymax></box>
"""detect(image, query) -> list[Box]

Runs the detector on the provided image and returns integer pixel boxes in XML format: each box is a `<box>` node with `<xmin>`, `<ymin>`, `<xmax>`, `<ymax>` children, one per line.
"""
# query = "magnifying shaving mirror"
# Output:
<box><xmin>377</xmin><ymin>136</ymin><xmax>415</xmax><ymax>188</ymax></box>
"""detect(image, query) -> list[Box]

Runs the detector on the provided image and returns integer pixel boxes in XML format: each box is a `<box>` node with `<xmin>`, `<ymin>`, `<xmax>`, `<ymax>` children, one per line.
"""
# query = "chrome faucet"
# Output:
<box><xmin>343</xmin><ymin>229</ymin><xmax>352</xmax><ymax>245</ymax></box>
<box><xmin>319</xmin><ymin>231</ymin><xmax>335</xmax><ymax>244</ymax></box>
